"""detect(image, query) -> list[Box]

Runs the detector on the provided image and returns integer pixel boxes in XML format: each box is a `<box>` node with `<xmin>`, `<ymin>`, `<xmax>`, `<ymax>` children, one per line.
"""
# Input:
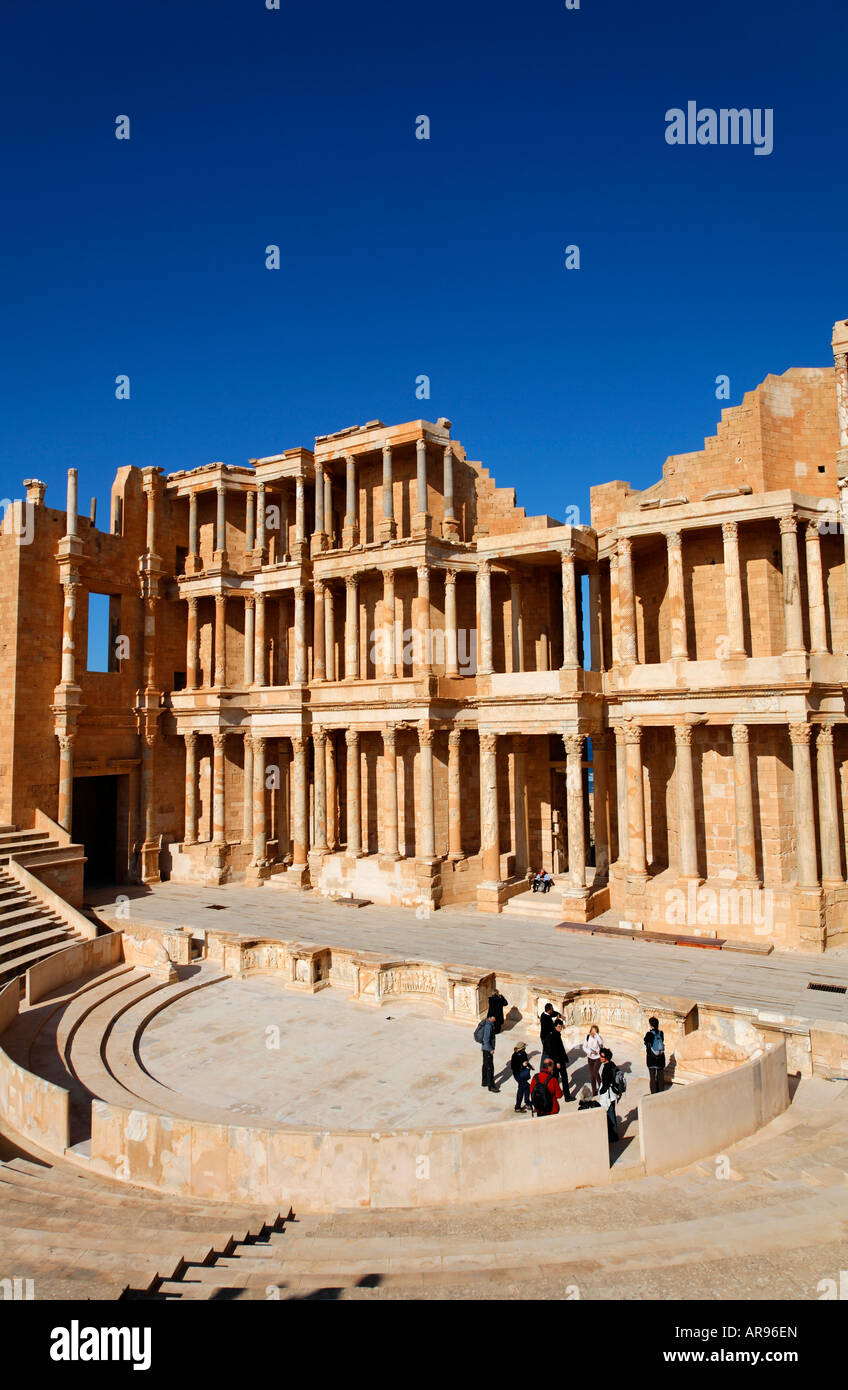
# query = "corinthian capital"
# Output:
<box><xmin>788</xmin><ymin>722</ymin><xmax>810</xmax><ymax>746</ymax></box>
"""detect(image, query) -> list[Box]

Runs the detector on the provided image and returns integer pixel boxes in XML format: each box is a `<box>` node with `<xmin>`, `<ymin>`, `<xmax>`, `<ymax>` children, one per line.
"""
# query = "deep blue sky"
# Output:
<box><xmin>2</xmin><ymin>0</ymin><xmax>846</xmax><ymax>530</ymax></box>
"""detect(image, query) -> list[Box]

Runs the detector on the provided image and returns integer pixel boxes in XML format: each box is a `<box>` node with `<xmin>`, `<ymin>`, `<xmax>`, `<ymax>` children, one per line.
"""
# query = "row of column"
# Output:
<box><xmin>613</xmin><ymin>511</ymin><xmax>831</xmax><ymax>665</ymax></box>
<box><xmin>186</xmin><ymin>478</ymin><xmax>309</xmax><ymax>569</ymax></box>
<box><xmin>612</xmin><ymin>720</ymin><xmax>842</xmax><ymax>887</ymax></box>
<box><xmin>180</xmin><ymin>726</ymin><xmax>591</xmax><ymax>883</ymax></box>
<box><xmin>312</xmin><ymin>440</ymin><xmax>461</xmax><ymax>548</ymax></box>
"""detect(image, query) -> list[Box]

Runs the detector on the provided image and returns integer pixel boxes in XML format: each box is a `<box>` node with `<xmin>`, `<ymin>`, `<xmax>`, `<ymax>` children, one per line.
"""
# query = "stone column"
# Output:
<box><xmin>479</xmin><ymin>733</ymin><xmax>500</xmax><ymax>883</ymax></box>
<box><xmin>610</xmin><ymin>551</ymin><xmax>620</xmax><ymax>667</ymax></box>
<box><xmin>833</xmin><ymin>341</ymin><xmax>848</xmax><ymax>454</ymax></box>
<box><xmin>313</xmin><ymin>464</ymin><xmax>325</xmax><ymax>543</ymax></box>
<box><xmin>721</xmin><ymin>521</ymin><xmax>745</xmax><ymax>657</ymax></box>
<box><xmin>344</xmin><ymin>575</ymin><xmax>359</xmax><ymax>680</ymax></box>
<box><xmin>418</xmin><ymin>725</ymin><xmax>436</xmax><ymax>858</ymax></box>
<box><xmin>243</xmin><ymin>594</ymin><xmax>255</xmax><ymax>686</ymax></box>
<box><xmin>510</xmin><ymin>578</ymin><xmax>524</xmax><ymax>672</ymax></box>
<box><xmin>588</xmin><ymin>565</ymin><xmax>602</xmax><ymax>671</ymax></box>
<box><xmin>380</xmin><ymin>443</ymin><xmax>396</xmax><ymax>540</ymax></box>
<box><xmin>732</xmin><ymin>723</ymin><xmax>758</xmax><ymax>883</ymax></box>
<box><xmin>674</xmin><ymin>723</ymin><xmax>699</xmax><ymax>879</ymax></box>
<box><xmin>144</xmin><ymin>595</ymin><xmax>159</xmax><ymax>690</ymax></box>
<box><xmin>215</xmin><ymin>485</ymin><xmax>227</xmax><ymax>562</ymax></box>
<box><xmin>382</xmin><ymin>726</ymin><xmax>399</xmax><ymax>859</ymax></box>
<box><xmin>188</xmin><ymin>490</ymin><xmax>199</xmax><ymax>562</ymax></box>
<box><xmin>185</xmin><ymin>597</ymin><xmax>199</xmax><ymax>688</ymax></box>
<box><xmin>57</xmin><ymin>734</ymin><xmax>74</xmax><ymax>833</ymax></box>
<box><xmin>564</xmin><ymin>734</ymin><xmax>586</xmax><ymax>891</ymax></box>
<box><xmin>242</xmin><ymin>733</ymin><xmax>253</xmax><ymax>849</ymax></box>
<box><xmin>184</xmin><ymin>731</ymin><xmax>198</xmax><ymax>845</ymax></box>
<box><xmin>313</xmin><ymin>579</ymin><xmax>326</xmax><ymax>681</ymax></box>
<box><xmin>591</xmin><ymin>732</ymin><xmax>610</xmax><ymax>880</ymax></box>
<box><xmin>214</xmin><ymin>594</ymin><xmax>227</xmax><ymax>687</ymax></box>
<box><xmin>292</xmin><ymin>736</ymin><xmax>308</xmax><ymax>866</ymax></box>
<box><xmin>415</xmin><ymin>437</ymin><xmax>430</xmax><ymax>532</ymax></box>
<box><xmin>618</xmin><ymin>538</ymin><xmax>638</xmax><ymax>664</ymax></box>
<box><xmin>343</xmin><ymin>455</ymin><xmax>359</xmax><ymax>547</ymax></box>
<box><xmin>212</xmin><ymin>732</ymin><xmax>227</xmax><ymax>847</ymax></box>
<box><xmin>324</xmin><ymin>584</ymin><xmax>336</xmax><ymax>681</ymax></box>
<box><xmin>346</xmin><ymin>729</ymin><xmax>362</xmax><ymax>856</ymax></box>
<box><xmin>324</xmin><ymin>469</ymin><xmax>333</xmax><ymax>544</ymax></box>
<box><xmin>256</xmin><ymin>482</ymin><xmax>266</xmax><ymax>556</ymax></box>
<box><xmin>789</xmin><ymin>723</ymin><xmax>818</xmax><ymax>886</ymax></box>
<box><xmin>513</xmin><ymin>735</ymin><xmax>530</xmax><ymax>874</ymax></box>
<box><xmin>614</xmin><ymin>726</ymin><xmax>628</xmax><ymax>864</ymax></box>
<box><xmin>60</xmin><ymin>574</ymin><xmax>80</xmax><ymax>684</ymax></box>
<box><xmin>382</xmin><ymin>570</ymin><xmax>396</xmax><ymax>679</ymax></box>
<box><xmin>416</xmin><ymin>565</ymin><xmax>432</xmax><ymax>675</ymax></box>
<box><xmin>66</xmin><ymin>468</ymin><xmax>79</xmax><ymax>537</ymax></box>
<box><xmin>667</xmin><ymin>531</ymin><xmax>688</xmax><ymax>659</ymax></box>
<box><xmin>443</xmin><ymin>444</ymin><xmax>459</xmax><ymax>537</ymax></box>
<box><xmin>312</xmin><ymin>728</ymin><xmax>327</xmax><ymax>852</ymax></box>
<box><xmin>444</xmin><ymin>570</ymin><xmax>459</xmax><ymax>678</ymax></box>
<box><xmin>780</xmin><ymin>515</ymin><xmax>805</xmax><ymax>654</ymax></box>
<box><xmin>245</xmin><ymin>490</ymin><xmax>255</xmax><ymax>551</ymax></box>
<box><xmin>561</xmin><ymin>549</ymin><xmax>579</xmax><ymax>668</ymax></box>
<box><xmin>477</xmin><ymin>560</ymin><xmax>494</xmax><ymax>675</ymax></box>
<box><xmin>294</xmin><ymin>585</ymin><xmax>307</xmax><ymax>683</ymax></box>
<box><xmin>805</xmin><ymin>521</ymin><xmax>829</xmax><ymax>654</ymax></box>
<box><xmin>140</xmin><ymin>727</ymin><xmax>159</xmax><ymax>879</ymax></box>
<box><xmin>448</xmin><ymin>728</ymin><xmax>463</xmax><ymax>859</ymax></box>
<box><xmin>144</xmin><ymin>476</ymin><xmax>156</xmax><ymax>555</ymax></box>
<box><xmin>294</xmin><ymin>476</ymin><xmax>305</xmax><ymax>545</ymax></box>
<box><xmin>326</xmin><ymin>733</ymin><xmax>337</xmax><ymax>848</ymax></box>
<box><xmin>816</xmin><ymin>724</ymin><xmax>842</xmax><ymax>884</ymax></box>
<box><xmin>253</xmin><ymin>592</ymin><xmax>266</xmax><ymax>687</ymax></box>
<box><xmin>625</xmin><ymin>724</ymin><xmax>647</xmax><ymax>878</ymax></box>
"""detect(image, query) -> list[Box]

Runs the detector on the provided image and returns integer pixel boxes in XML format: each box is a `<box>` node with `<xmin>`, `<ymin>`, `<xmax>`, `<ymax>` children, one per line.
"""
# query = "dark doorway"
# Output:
<box><xmin>72</xmin><ymin>775</ymin><xmax>118</xmax><ymax>887</ymax></box>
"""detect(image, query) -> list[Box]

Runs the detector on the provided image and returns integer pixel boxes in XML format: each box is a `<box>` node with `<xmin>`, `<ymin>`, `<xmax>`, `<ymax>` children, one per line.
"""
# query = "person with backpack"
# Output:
<box><xmin>473</xmin><ymin>1013</ymin><xmax>500</xmax><ymax>1092</ymax></box>
<box><xmin>510</xmin><ymin>1042</ymin><xmax>532</xmax><ymax>1112</ymax></box>
<box><xmin>598</xmin><ymin>1046</ymin><xmax>626</xmax><ymax>1142</ymax></box>
<box><xmin>544</xmin><ymin>1019</ymin><xmax>573</xmax><ymax>1101</ymax></box>
<box><xmin>582</xmin><ymin>1024</ymin><xmax>604</xmax><ymax>1095</ymax></box>
<box><xmin>644</xmin><ymin>1015</ymin><xmax>666</xmax><ymax>1093</ymax></box>
<box><xmin>529</xmin><ymin>1058</ymin><xmax>563</xmax><ymax>1116</ymax></box>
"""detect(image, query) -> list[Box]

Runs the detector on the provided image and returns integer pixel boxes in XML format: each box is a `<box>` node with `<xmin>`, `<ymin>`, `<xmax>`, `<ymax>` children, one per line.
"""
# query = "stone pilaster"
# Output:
<box><xmin>477</xmin><ymin>560</ymin><xmax>493</xmax><ymax>675</ymax></box>
<box><xmin>625</xmin><ymin>724</ymin><xmax>647</xmax><ymax>879</ymax></box>
<box><xmin>447</xmin><ymin>728</ymin><xmax>463</xmax><ymax>860</ymax></box>
<box><xmin>564</xmin><ymin>734</ymin><xmax>586</xmax><ymax>892</ymax></box>
<box><xmin>479</xmin><ymin>732</ymin><xmax>500</xmax><ymax>885</ymax></box>
<box><xmin>184</xmin><ymin>731</ymin><xmax>199</xmax><ymax>846</ymax></box>
<box><xmin>346</xmin><ymin>728</ymin><xmax>362</xmax><ymax>856</ymax></box>
<box><xmin>614</xmin><ymin>725</ymin><xmax>628</xmax><ymax>865</ymax></box>
<box><xmin>252</xmin><ymin>735</ymin><xmax>267</xmax><ymax>865</ymax></box>
<box><xmin>816</xmin><ymin>724</ymin><xmax>842</xmax><ymax>884</ymax></box>
<box><xmin>312</xmin><ymin>728</ymin><xmax>328</xmax><ymax>854</ymax></box>
<box><xmin>805</xmin><ymin>521</ymin><xmax>829</xmax><ymax>654</ymax></box>
<box><xmin>382</xmin><ymin>726</ymin><xmax>399</xmax><ymax>860</ymax></box>
<box><xmin>591</xmin><ymin>732</ymin><xmax>610</xmax><ymax>881</ymax></box>
<box><xmin>418</xmin><ymin>725</ymin><xmax>436</xmax><ymax>858</ymax></box>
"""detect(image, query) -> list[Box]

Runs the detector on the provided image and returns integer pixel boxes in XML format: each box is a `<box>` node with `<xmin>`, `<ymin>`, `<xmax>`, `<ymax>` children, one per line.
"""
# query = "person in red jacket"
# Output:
<box><xmin>529</xmin><ymin>1058</ymin><xmax>563</xmax><ymax>1115</ymax></box>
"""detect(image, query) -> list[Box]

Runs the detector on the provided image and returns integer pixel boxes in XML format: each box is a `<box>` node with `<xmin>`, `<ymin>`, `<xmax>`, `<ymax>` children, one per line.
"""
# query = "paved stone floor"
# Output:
<box><xmin>138</xmin><ymin>974</ymin><xmax>648</xmax><ymax>1129</ymax></box>
<box><xmin>91</xmin><ymin>881</ymin><xmax>848</xmax><ymax>1026</ymax></box>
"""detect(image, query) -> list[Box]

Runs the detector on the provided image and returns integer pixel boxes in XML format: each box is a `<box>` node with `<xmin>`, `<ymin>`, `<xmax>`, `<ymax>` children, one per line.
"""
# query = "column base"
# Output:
<box><xmin>442</xmin><ymin>518</ymin><xmax>460</xmax><ymax>539</ymax></box>
<box><xmin>290</xmin><ymin>541</ymin><xmax>308</xmax><ymax>565</ymax></box>
<box><xmin>185</xmin><ymin>554</ymin><xmax>202</xmax><ymax>576</ymax></box>
<box><xmin>310</xmin><ymin>533</ymin><xmax>328</xmax><ymax>558</ymax></box>
<box><xmin>413</xmin><ymin>512</ymin><xmax>431</xmax><ymax>537</ymax></box>
<box><xmin>476</xmin><ymin>881</ymin><xmax>505</xmax><ymax>914</ymax></box>
<box><xmin>244</xmin><ymin>862</ymin><xmax>271</xmax><ymax>885</ymax></box>
<box><xmin>378</xmin><ymin>520</ymin><xmax>397</xmax><ymax>542</ymax></box>
<box><xmin>286</xmin><ymin>861</ymin><xmax>310</xmax><ymax>888</ymax></box>
<box><xmin>342</xmin><ymin>525</ymin><xmax>359</xmax><ymax>549</ymax></box>
<box><xmin>379</xmin><ymin>852</ymin><xmax>401</xmax><ymax>867</ymax></box>
<box><xmin>212</xmin><ymin>550</ymin><xmax>229</xmax><ymax>568</ymax></box>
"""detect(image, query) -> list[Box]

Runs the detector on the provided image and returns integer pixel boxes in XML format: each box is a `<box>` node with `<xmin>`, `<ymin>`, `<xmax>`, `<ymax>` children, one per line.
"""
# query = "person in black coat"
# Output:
<box><xmin>539</xmin><ymin>1002</ymin><xmax>560</xmax><ymax>1053</ymax></box>
<box><xmin>543</xmin><ymin>1020</ymin><xmax>572</xmax><ymax>1101</ymax></box>
<box><xmin>488</xmin><ymin>990</ymin><xmax>509</xmax><ymax>1034</ymax></box>
<box><xmin>598</xmin><ymin>1047</ymin><xmax>621</xmax><ymax>1141</ymax></box>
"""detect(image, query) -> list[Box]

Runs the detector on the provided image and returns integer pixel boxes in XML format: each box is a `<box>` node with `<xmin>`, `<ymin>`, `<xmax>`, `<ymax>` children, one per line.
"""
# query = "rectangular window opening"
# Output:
<box><xmin>87</xmin><ymin>592</ymin><xmax>122</xmax><ymax>673</ymax></box>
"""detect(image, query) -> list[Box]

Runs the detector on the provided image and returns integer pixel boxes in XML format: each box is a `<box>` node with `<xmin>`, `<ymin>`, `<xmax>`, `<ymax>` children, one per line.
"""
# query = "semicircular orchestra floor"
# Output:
<box><xmin>135</xmin><ymin>973</ymin><xmax>651</xmax><ymax>1131</ymax></box>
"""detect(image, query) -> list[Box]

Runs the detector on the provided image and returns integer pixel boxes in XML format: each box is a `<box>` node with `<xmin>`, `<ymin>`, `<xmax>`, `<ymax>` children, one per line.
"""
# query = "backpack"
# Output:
<box><xmin>651</xmin><ymin>1030</ymin><xmax>665</xmax><ymax>1056</ymax></box>
<box><xmin>613</xmin><ymin>1068</ymin><xmax>627</xmax><ymax>1097</ymax></box>
<box><xmin>531</xmin><ymin>1075</ymin><xmax>555</xmax><ymax>1116</ymax></box>
<box><xmin>473</xmin><ymin>1019</ymin><xmax>487</xmax><ymax>1044</ymax></box>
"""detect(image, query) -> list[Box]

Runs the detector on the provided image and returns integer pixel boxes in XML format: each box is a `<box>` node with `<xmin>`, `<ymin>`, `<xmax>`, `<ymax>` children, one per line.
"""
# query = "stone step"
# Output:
<box><xmin>0</xmin><ymin>1167</ymin><xmax>286</xmax><ymax>1228</ymax></box>
<box><xmin>0</xmin><ymin>924</ymin><xmax>72</xmax><ymax>961</ymax></box>
<box><xmin>67</xmin><ymin>976</ymin><xmax>175</xmax><ymax>1114</ymax></box>
<box><xmin>0</xmin><ymin>831</ymin><xmax>50</xmax><ymax>848</ymax></box>
<box><xmin>0</xmin><ymin>939</ymin><xmax>82</xmax><ymax>984</ymax></box>
<box><xmin>0</xmin><ymin>915</ymin><xmax>67</xmax><ymax>947</ymax></box>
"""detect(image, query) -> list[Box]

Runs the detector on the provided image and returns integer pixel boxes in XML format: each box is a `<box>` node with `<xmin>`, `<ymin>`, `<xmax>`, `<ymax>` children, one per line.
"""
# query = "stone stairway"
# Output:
<box><xmin>0</xmin><ymin>1132</ymin><xmax>287</xmax><ymax>1300</ymax></box>
<box><xmin>0</xmin><ymin>866</ymin><xmax>87</xmax><ymax>988</ymax></box>
<box><xmin>154</xmin><ymin>1079</ymin><xmax>848</xmax><ymax>1301</ymax></box>
<box><xmin>0</xmin><ymin>825</ymin><xmax>81</xmax><ymax>874</ymax></box>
